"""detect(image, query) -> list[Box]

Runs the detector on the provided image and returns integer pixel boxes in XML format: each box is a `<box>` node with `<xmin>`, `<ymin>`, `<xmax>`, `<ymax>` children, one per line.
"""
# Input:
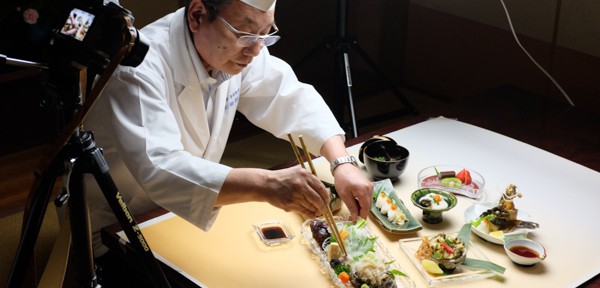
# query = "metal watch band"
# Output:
<box><xmin>330</xmin><ymin>156</ymin><xmax>358</xmax><ymax>172</ymax></box>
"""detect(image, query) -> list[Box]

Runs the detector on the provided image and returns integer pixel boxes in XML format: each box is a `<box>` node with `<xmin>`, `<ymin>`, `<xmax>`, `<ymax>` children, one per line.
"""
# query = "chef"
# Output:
<box><xmin>84</xmin><ymin>0</ymin><xmax>372</xmax><ymax>283</ymax></box>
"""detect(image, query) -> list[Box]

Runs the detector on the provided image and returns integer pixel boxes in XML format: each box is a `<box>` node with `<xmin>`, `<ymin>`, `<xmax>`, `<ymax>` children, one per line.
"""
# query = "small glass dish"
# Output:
<box><xmin>400</xmin><ymin>234</ymin><xmax>496</xmax><ymax>287</ymax></box>
<box><xmin>417</xmin><ymin>165</ymin><xmax>485</xmax><ymax>200</ymax></box>
<box><xmin>253</xmin><ymin>220</ymin><xmax>295</xmax><ymax>246</ymax></box>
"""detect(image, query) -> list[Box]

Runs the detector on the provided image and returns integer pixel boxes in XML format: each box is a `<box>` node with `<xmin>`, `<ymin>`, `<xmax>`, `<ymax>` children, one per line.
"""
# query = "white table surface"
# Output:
<box><xmin>126</xmin><ymin>117</ymin><xmax>600</xmax><ymax>287</ymax></box>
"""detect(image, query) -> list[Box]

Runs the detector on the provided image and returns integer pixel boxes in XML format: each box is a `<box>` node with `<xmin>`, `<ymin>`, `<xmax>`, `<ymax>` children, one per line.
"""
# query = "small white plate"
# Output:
<box><xmin>464</xmin><ymin>202</ymin><xmax>534</xmax><ymax>245</ymax></box>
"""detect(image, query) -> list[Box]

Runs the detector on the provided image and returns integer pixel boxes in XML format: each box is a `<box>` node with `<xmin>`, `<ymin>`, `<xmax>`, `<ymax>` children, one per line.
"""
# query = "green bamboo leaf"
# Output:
<box><xmin>463</xmin><ymin>258</ymin><xmax>506</xmax><ymax>274</ymax></box>
<box><xmin>458</xmin><ymin>223</ymin><xmax>472</xmax><ymax>245</ymax></box>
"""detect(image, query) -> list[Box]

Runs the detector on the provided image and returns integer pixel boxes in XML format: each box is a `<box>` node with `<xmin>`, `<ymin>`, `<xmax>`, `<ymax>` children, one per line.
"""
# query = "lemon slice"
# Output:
<box><xmin>422</xmin><ymin>259</ymin><xmax>444</xmax><ymax>275</ymax></box>
<box><xmin>489</xmin><ymin>230</ymin><xmax>504</xmax><ymax>240</ymax></box>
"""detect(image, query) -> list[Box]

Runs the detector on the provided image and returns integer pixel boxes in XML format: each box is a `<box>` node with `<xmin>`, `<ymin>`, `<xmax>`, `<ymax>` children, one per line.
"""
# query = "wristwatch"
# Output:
<box><xmin>330</xmin><ymin>156</ymin><xmax>358</xmax><ymax>172</ymax></box>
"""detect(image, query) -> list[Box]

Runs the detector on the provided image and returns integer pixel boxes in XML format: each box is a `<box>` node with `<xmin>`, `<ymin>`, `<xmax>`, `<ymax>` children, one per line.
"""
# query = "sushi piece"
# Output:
<box><xmin>375</xmin><ymin>192</ymin><xmax>388</xmax><ymax>209</ymax></box>
<box><xmin>381</xmin><ymin>198</ymin><xmax>393</xmax><ymax>214</ymax></box>
<box><xmin>387</xmin><ymin>203</ymin><xmax>408</xmax><ymax>224</ymax></box>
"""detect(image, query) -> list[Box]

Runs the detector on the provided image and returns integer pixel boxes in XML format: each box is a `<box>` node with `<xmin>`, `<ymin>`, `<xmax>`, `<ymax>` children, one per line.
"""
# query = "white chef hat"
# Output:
<box><xmin>240</xmin><ymin>0</ymin><xmax>276</xmax><ymax>11</ymax></box>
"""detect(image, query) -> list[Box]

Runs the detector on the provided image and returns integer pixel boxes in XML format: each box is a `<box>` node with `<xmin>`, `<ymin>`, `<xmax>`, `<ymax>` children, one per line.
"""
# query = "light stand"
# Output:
<box><xmin>294</xmin><ymin>0</ymin><xmax>417</xmax><ymax>137</ymax></box>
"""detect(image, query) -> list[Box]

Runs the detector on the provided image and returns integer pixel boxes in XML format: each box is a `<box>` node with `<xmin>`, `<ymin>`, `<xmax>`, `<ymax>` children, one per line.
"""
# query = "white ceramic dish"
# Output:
<box><xmin>504</xmin><ymin>238</ymin><xmax>547</xmax><ymax>266</ymax></box>
<box><xmin>464</xmin><ymin>202</ymin><xmax>535</xmax><ymax>245</ymax></box>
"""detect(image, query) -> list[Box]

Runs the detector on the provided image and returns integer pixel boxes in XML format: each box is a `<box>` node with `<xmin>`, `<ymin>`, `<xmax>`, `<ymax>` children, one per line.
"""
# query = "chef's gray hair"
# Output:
<box><xmin>184</xmin><ymin>0</ymin><xmax>232</xmax><ymax>22</ymax></box>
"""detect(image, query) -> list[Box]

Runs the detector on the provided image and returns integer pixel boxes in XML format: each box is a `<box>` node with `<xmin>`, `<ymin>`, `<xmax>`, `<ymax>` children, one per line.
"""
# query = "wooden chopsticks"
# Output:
<box><xmin>287</xmin><ymin>133</ymin><xmax>347</xmax><ymax>256</ymax></box>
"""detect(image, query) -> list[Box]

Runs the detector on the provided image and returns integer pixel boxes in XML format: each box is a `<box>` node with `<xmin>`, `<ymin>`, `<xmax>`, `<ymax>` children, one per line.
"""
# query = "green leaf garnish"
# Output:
<box><xmin>390</xmin><ymin>269</ymin><xmax>407</xmax><ymax>278</ymax></box>
<box><xmin>470</xmin><ymin>214</ymin><xmax>494</xmax><ymax>228</ymax></box>
<box><xmin>463</xmin><ymin>258</ymin><xmax>506</xmax><ymax>274</ymax></box>
<box><xmin>355</xmin><ymin>218</ymin><xmax>367</xmax><ymax>229</ymax></box>
<box><xmin>458</xmin><ymin>223</ymin><xmax>472</xmax><ymax>245</ymax></box>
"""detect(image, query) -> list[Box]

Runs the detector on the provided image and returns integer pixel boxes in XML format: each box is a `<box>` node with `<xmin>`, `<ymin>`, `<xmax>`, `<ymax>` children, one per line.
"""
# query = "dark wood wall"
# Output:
<box><xmin>2</xmin><ymin>1</ymin><xmax>599</xmax><ymax>156</ymax></box>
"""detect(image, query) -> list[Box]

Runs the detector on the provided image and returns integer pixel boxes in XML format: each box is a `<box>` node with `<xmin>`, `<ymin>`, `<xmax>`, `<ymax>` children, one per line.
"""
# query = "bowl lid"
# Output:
<box><xmin>358</xmin><ymin>136</ymin><xmax>396</xmax><ymax>163</ymax></box>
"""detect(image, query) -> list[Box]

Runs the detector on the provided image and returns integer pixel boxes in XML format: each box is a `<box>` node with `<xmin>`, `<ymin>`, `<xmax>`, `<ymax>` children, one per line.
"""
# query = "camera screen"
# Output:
<box><xmin>59</xmin><ymin>8</ymin><xmax>95</xmax><ymax>42</ymax></box>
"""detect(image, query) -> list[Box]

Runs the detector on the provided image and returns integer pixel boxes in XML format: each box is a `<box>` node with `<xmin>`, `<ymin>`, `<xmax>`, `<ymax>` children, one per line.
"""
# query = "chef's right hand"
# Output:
<box><xmin>218</xmin><ymin>166</ymin><xmax>331</xmax><ymax>219</ymax></box>
<box><xmin>262</xmin><ymin>166</ymin><xmax>331</xmax><ymax>218</ymax></box>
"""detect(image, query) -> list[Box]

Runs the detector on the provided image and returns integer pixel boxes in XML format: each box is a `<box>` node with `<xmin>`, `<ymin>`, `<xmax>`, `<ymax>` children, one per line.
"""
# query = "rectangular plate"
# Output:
<box><xmin>371</xmin><ymin>179</ymin><xmax>422</xmax><ymax>233</ymax></box>
<box><xmin>399</xmin><ymin>234</ymin><xmax>497</xmax><ymax>287</ymax></box>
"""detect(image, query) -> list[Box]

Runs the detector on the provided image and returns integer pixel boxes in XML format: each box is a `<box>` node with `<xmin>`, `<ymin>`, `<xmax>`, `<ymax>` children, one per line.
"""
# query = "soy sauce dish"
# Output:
<box><xmin>253</xmin><ymin>220</ymin><xmax>295</xmax><ymax>246</ymax></box>
<box><xmin>504</xmin><ymin>238</ymin><xmax>547</xmax><ymax>266</ymax></box>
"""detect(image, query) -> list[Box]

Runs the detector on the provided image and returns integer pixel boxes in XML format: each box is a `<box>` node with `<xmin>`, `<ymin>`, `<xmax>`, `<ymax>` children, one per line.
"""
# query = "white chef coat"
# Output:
<box><xmin>83</xmin><ymin>8</ymin><xmax>344</xmax><ymax>256</ymax></box>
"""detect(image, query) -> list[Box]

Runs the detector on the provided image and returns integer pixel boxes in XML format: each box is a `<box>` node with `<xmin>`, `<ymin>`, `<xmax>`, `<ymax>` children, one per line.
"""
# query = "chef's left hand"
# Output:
<box><xmin>332</xmin><ymin>163</ymin><xmax>373</xmax><ymax>221</ymax></box>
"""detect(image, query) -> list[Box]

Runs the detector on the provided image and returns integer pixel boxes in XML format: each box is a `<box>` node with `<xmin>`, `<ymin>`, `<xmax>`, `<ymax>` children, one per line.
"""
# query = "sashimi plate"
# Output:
<box><xmin>301</xmin><ymin>217</ymin><xmax>415</xmax><ymax>288</ymax></box>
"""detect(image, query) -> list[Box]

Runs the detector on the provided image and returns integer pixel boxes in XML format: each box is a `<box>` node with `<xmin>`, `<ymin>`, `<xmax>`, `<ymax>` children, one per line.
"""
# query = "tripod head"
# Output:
<box><xmin>4</xmin><ymin>0</ymin><xmax>148</xmax><ymax>132</ymax></box>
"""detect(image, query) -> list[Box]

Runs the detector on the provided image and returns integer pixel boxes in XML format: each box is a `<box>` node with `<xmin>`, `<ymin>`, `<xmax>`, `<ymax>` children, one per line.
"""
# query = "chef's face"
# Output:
<box><xmin>187</xmin><ymin>0</ymin><xmax>276</xmax><ymax>75</ymax></box>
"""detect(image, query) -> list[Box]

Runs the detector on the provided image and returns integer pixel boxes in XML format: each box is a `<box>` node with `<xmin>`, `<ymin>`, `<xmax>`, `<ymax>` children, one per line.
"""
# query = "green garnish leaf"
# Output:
<box><xmin>355</xmin><ymin>218</ymin><xmax>367</xmax><ymax>229</ymax></box>
<box><xmin>463</xmin><ymin>258</ymin><xmax>506</xmax><ymax>274</ymax></box>
<box><xmin>434</xmin><ymin>166</ymin><xmax>440</xmax><ymax>177</ymax></box>
<box><xmin>458</xmin><ymin>223</ymin><xmax>472</xmax><ymax>245</ymax></box>
<box><xmin>470</xmin><ymin>214</ymin><xmax>494</xmax><ymax>228</ymax></box>
<box><xmin>389</xmin><ymin>269</ymin><xmax>407</xmax><ymax>278</ymax></box>
<box><xmin>372</xmin><ymin>185</ymin><xmax>385</xmax><ymax>199</ymax></box>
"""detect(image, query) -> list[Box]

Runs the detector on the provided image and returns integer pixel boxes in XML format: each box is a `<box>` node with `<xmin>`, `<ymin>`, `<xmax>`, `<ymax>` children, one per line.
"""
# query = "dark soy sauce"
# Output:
<box><xmin>261</xmin><ymin>226</ymin><xmax>286</xmax><ymax>239</ymax></box>
<box><xmin>509</xmin><ymin>245</ymin><xmax>539</xmax><ymax>258</ymax></box>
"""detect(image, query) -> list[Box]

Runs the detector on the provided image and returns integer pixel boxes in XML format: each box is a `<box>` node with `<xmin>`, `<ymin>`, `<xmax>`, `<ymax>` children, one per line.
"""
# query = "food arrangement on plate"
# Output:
<box><xmin>410</xmin><ymin>188</ymin><xmax>458</xmax><ymax>224</ymax></box>
<box><xmin>400</xmin><ymin>224</ymin><xmax>505</xmax><ymax>287</ymax></box>
<box><xmin>417</xmin><ymin>165</ymin><xmax>485</xmax><ymax>199</ymax></box>
<box><xmin>302</xmin><ymin>217</ymin><xmax>414</xmax><ymax>288</ymax></box>
<box><xmin>371</xmin><ymin>179</ymin><xmax>422</xmax><ymax>233</ymax></box>
<box><xmin>465</xmin><ymin>184</ymin><xmax>540</xmax><ymax>244</ymax></box>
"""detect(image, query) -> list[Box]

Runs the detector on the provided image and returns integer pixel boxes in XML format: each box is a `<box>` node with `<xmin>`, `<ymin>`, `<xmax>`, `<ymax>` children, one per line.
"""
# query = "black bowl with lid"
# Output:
<box><xmin>358</xmin><ymin>135</ymin><xmax>396</xmax><ymax>163</ymax></box>
<box><xmin>363</xmin><ymin>141</ymin><xmax>409</xmax><ymax>180</ymax></box>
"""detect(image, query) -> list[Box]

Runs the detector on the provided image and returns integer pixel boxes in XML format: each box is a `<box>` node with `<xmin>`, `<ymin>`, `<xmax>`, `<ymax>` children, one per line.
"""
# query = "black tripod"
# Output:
<box><xmin>294</xmin><ymin>0</ymin><xmax>417</xmax><ymax>137</ymax></box>
<box><xmin>4</xmin><ymin>21</ymin><xmax>171</xmax><ymax>288</ymax></box>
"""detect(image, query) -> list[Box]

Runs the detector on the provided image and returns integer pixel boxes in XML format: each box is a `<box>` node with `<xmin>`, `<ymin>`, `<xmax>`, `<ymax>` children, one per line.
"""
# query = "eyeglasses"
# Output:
<box><xmin>218</xmin><ymin>16</ymin><xmax>280</xmax><ymax>47</ymax></box>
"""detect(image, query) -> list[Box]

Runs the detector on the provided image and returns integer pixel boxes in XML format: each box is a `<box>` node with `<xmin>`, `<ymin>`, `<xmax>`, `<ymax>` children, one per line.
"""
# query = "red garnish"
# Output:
<box><xmin>440</xmin><ymin>241</ymin><xmax>455</xmax><ymax>254</ymax></box>
<box><xmin>456</xmin><ymin>169</ymin><xmax>472</xmax><ymax>185</ymax></box>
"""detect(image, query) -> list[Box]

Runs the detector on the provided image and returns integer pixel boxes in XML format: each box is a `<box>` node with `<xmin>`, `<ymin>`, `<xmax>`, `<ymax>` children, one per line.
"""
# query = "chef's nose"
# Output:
<box><xmin>242</xmin><ymin>40</ymin><xmax>262</xmax><ymax>57</ymax></box>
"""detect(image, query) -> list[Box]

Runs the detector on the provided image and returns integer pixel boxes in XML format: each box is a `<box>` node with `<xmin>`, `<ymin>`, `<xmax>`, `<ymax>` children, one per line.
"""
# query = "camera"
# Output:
<box><xmin>34</xmin><ymin>0</ymin><xmax>149</xmax><ymax>126</ymax></box>
<box><xmin>48</xmin><ymin>0</ymin><xmax>149</xmax><ymax>71</ymax></box>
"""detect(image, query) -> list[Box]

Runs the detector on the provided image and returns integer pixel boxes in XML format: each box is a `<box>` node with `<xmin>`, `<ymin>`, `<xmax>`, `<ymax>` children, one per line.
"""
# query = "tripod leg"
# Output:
<box><xmin>7</xmin><ymin>155</ymin><xmax>63</xmax><ymax>288</ymax></box>
<box><xmin>67</xmin><ymin>157</ymin><xmax>99</xmax><ymax>287</ymax></box>
<box><xmin>80</xmin><ymin>131</ymin><xmax>172</xmax><ymax>288</ymax></box>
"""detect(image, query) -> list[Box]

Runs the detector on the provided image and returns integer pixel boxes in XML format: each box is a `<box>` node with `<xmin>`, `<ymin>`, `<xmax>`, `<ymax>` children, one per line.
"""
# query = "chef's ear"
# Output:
<box><xmin>188</xmin><ymin>0</ymin><xmax>205</xmax><ymax>32</ymax></box>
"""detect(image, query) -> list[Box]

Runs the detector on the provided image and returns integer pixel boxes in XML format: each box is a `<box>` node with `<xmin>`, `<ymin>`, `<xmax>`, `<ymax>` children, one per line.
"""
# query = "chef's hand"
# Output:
<box><xmin>332</xmin><ymin>163</ymin><xmax>373</xmax><ymax>221</ymax></box>
<box><xmin>219</xmin><ymin>167</ymin><xmax>329</xmax><ymax>218</ymax></box>
<box><xmin>261</xmin><ymin>166</ymin><xmax>330</xmax><ymax>218</ymax></box>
